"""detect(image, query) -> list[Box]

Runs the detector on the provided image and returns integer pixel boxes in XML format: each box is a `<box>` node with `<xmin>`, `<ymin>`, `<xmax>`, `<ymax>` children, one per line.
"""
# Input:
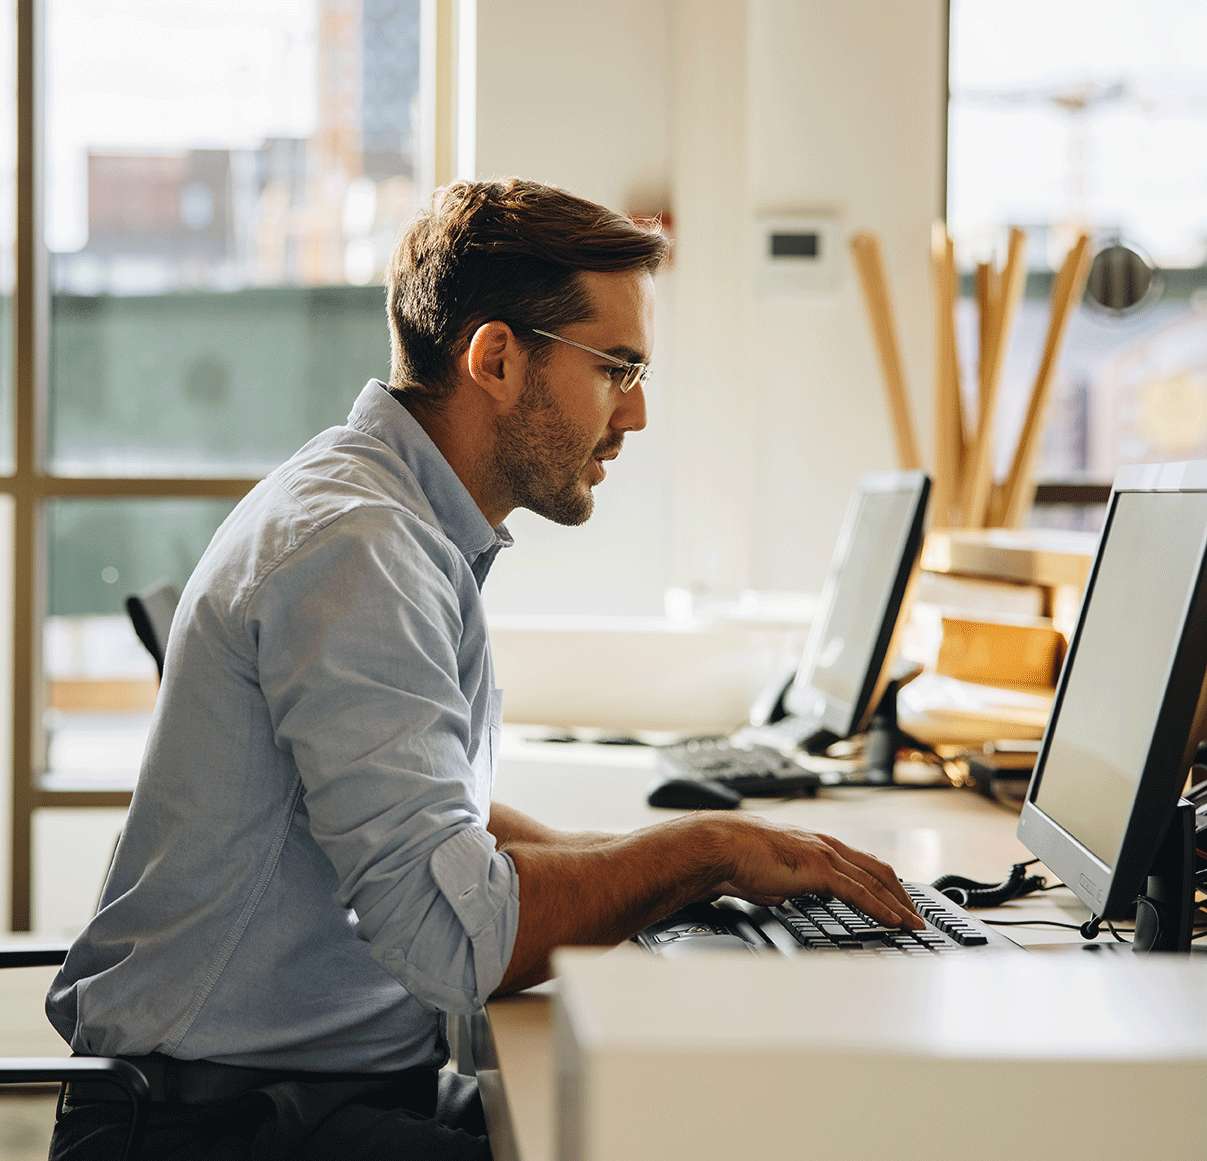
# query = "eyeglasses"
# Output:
<box><xmin>529</xmin><ymin>327</ymin><xmax>649</xmax><ymax>394</ymax></box>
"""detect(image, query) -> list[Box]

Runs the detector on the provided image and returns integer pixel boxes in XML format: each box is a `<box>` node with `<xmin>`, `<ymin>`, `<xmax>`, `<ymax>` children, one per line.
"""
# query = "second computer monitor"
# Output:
<box><xmin>1017</xmin><ymin>461</ymin><xmax>1207</xmax><ymax>927</ymax></box>
<box><xmin>783</xmin><ymin>471</ymin><xmax>930</xmax><ymax>738</ymax></box>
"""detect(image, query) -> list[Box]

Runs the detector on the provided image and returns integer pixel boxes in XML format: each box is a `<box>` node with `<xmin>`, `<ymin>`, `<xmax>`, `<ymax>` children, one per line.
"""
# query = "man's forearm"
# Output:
<box><xmin>488</xmin><ymin>800</ymin><xmax>614</xmax><ymax>850</ymax></box>
<box><xmin>494</xmin><ymin>815</ymin><xmax>723</xmax><ymax>995</ymax></box>
<box><xmin>492</xmin><ymin>813</ymin><xmax>926</xmax><ymax>997</ymax></box>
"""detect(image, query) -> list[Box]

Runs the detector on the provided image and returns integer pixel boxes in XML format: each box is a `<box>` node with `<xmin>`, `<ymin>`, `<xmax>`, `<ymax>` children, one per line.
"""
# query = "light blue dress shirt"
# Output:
<box><xmin>46</xmin><ymin>381</ymin><xmax>520</xmax><ymax>1072</ymax></box>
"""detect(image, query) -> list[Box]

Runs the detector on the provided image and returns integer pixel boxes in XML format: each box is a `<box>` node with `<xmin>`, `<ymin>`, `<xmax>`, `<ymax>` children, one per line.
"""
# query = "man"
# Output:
<box><xmin>47</xmin><ymin>179</ymin><xmax>920</xmax><ymax>1159</ymax></box>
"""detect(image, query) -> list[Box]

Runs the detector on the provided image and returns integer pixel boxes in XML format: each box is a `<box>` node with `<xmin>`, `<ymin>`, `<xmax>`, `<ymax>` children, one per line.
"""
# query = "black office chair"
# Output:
<box><xmin>0</xmin><ymin>944</ymin><xmax>149</xmax><ymax>1160</ymax></box>
<box><xmin>125</xmin><ymin>580</ymin><xmax>180</xmax><ymax>680</ymax></box>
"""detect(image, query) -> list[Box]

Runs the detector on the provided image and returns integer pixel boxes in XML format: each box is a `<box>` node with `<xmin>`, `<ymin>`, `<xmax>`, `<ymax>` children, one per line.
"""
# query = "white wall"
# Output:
<box><xmin>472</xmin><ymin>0</ymin><xmax>945</xmax><ymax>614</ymax></box>
<box><xmin>744</xmin><ymin>0</ymin><xmax>945</xmax><ymax>593</ymax></box>
<box><xmin>471</xmin><ymin>0</ymin><xmax>678</xmax><ymax>617</ymax></box>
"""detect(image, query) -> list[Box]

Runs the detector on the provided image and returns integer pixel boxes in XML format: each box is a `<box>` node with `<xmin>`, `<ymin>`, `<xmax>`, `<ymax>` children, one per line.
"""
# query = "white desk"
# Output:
<box><xmin>472</xmin><ymin>739</ymin><xmax>1100</xmax><ymax>1161</ymax></box>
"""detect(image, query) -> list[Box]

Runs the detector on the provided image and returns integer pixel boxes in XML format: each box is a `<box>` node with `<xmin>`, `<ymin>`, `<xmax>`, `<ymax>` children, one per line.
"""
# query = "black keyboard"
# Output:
<box><xmin>636</xmin><ymin>882</ymin><xmax>1020</xmax><ymax>956</ymax></box>
<box><xmin>657</xmin><ymin>738</ymin><xmax>821</xmax><ymax>797</ymax></box>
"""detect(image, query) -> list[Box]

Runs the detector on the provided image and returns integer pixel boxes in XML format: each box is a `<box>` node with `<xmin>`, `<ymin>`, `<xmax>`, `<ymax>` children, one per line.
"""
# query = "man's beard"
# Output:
<box><xmin>493</xmin><ymin>360</ymin><xmax>613</xmax><ymax>526</ymax></box>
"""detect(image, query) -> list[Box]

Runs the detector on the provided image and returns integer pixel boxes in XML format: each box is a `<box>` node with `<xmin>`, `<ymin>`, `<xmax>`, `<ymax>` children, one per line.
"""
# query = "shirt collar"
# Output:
<box><xmin>347</xmin><ymin>380</ymin><xmax>513</xmax><ymax>576</ymax></box>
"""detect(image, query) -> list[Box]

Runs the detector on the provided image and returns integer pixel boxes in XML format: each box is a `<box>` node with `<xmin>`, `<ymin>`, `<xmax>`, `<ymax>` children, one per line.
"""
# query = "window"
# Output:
<box><xmin>43</xmin><ymin>498</ymin><xmax>236</xmax><ymax>790</ymax></box>
<box><xmin>47</xmin><ymin>0</ymin><xmax>421</xmax><ymax>475</ymax></box>
<box><xmin>8</xmin><ymin>0</ymin><xmax>429</xmax><ymax>929</ymax></box>
<box><xmin>948</xmin><ymin>0</ymin><xmax>1207</xmax><ymax>522</ymax></box>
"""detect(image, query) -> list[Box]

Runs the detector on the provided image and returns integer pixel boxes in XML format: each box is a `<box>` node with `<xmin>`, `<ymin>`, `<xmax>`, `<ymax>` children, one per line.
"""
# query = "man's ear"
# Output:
<box><xmin>465</xmin><ymin>321</ymin><xmax>525</xmax><ymax>410</ymax></box>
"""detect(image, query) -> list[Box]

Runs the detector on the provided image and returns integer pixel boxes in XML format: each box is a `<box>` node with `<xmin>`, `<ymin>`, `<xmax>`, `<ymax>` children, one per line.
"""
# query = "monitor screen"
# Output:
<box><xmin>1018</xmin><ymin>465</ymin><xmax>1207</xmax><ymax>923</ymax></box>
<box><xmin>784</xmin><ymin>477</ymin><xmax>926</xmax><ymax>733</ymax></box>
<box><xmin>1032</xmin><ymin>490</ymin><xmax>1207</xmax><ymax>866</ymax></box>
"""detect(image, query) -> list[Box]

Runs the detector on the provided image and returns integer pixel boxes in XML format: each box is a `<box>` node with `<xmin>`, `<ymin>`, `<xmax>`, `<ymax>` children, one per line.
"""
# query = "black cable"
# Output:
<box><xmin>932</xmin><ymin>859</ymin><xmax>1045</xmax><ymax>908</ymax></box>
<box><xmin>1106</xmin><ymin>918</ymin><xmax>1132</xmax><ymax>945</ymax></box>
<box><xmin>1130</xmin><ymin>896</ymin><xmax>1164</xmax><ymax>952</ymax></box>
<box><xmin>982</xmin><ymin>918</ymin><xmax>1112</xmax><ymax>931</ymax></box>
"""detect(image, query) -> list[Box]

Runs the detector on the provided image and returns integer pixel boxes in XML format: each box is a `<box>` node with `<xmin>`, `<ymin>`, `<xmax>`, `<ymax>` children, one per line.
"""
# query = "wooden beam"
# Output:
<box><xmin>849</xmin><ymin>232</ymin><xmax>922</xmax><ymax>471</ymax></box>
<box><xmin>964</xmin><ymin>227</ymin><xmax>1027</xmax><ymax>527</ymax></box>
<box><xmin>999</xmin><ymin>233</ymin><xmax>1093</xmax><ymax>528</ymax></box>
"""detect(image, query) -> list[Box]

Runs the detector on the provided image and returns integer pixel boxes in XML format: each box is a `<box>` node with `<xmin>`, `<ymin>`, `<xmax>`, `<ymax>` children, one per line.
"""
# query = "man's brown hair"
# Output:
<box><xmin>385</xmin><ymin>179</ymin><xmax>670</xmax><ymax>403</ymax></box>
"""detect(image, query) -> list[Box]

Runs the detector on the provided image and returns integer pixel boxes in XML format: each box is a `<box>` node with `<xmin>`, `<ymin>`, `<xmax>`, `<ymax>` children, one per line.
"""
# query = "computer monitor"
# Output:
<box><xmin>782</xmin><ymin>471</ymin><xmax>930</xmax><ymax>739</ymax></box>
<box><xmin>1017</xmin><ymin>461</ymin><xmax>1207</xmax><ymax>948</ymax></box>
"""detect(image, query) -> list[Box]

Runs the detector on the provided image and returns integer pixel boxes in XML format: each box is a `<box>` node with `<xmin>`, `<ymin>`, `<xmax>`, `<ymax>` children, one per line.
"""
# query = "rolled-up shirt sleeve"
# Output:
<box><xmin>245</xmin><ymin>504</ymin><xmax>519</xmax><ymax>1013</ymax></box>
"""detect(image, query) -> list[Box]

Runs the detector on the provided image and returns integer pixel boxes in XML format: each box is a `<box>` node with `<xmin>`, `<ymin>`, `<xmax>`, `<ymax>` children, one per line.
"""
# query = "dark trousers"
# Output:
<box><xmin>49</xmin><ymin>1069</ymin><xmax>492</xmax><ymax>1161</ymax></box>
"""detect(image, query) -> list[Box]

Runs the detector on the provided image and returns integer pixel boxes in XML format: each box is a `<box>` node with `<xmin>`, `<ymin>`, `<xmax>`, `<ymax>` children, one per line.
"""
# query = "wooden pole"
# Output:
<box><xmin>946</xmin><ymin>234</ymin><xmax>966</xmax><ymax>494</ymax></box>
<box><xmin>848</xmin><ymin>232</ymin><xmax>922</xmax><ymax>471</ymax></box>
<box><xmin>964</xmin><ymin>227</ymin><xmax>1027</xmax><ymax>527</ymax></box>
<box><xmin>974</xmin><ymin>260</ymin><xmax>996</xmax><ymax>421</ymax></box>
<box><xmin>999</xmin><ymin>232</ymin><xmax>1092</xmax><ymax>528</ymax></box>
<box><xmin>929</xmin><ymin>224</ymin><xmax>962</xmax><ymax>526</ymax></box>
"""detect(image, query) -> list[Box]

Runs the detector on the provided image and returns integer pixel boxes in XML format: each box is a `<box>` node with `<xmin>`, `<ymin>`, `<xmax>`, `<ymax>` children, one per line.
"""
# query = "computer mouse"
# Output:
<box><xmin>646</xmin><ymin>777</ymin><xmax>743</xmax><ymax>810</ymax></box>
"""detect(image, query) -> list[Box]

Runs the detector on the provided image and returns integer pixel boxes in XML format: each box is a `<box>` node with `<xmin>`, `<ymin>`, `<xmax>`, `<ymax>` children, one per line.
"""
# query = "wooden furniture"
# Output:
<box><xmin>851</xmin><ymin>225</ymin><xmax>1091</xmax><ymax>529</ymax></box>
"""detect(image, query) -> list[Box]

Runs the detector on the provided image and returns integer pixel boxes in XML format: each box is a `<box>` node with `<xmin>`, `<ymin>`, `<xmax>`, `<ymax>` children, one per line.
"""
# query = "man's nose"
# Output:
<box><xmin>614</xmin><ymin>381</ymin><xmax>647</xmax><ymax>433</ymax></box>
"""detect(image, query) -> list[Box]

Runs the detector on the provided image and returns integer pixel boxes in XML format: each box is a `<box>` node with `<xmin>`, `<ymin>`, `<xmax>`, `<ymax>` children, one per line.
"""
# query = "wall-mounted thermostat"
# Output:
<box><xmin>754</xmin><ymin>212</ymin><xmax>841</xmax><ymax>298</ymax></box>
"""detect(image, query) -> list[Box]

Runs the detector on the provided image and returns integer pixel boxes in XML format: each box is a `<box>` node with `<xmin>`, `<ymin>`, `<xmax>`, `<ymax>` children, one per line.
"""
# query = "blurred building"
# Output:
<box><xmin>53</xmin><ymin>0</ymin><xmax>421</xmax><ymax>295</ymax></box>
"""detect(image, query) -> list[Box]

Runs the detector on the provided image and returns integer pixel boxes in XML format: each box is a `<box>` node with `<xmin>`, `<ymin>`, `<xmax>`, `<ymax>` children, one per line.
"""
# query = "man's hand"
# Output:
<box><xmin>699</xmin><ymin>814</ymin><xmax>922</xmax><ymax>928</ymax></box>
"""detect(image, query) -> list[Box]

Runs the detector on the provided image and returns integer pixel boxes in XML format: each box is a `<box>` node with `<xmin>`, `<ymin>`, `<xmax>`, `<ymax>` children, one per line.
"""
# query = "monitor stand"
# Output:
<box><xmin>813</xmin><ymin>679</ymin><xmax>933</xmax><ymax>788</ymax></box>
<box><xmin>858</xmin><ymin>678</ymin><xmax>932</xmax><ymax>785</ymax></box>
<box><xmin>1132</xmin><ymin>798</ymin><xmax>1196</xmax><ymax>953</ymax></box>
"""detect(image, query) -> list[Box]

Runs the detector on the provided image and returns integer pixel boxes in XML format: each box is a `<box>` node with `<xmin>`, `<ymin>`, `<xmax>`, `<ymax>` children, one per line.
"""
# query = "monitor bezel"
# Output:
<box><xmin>787</xmin><ymin>470</ymin><xmax>931</xmax><ymax>738</ymax></box>
<box><xmin>1016</xmin><ymin>460</ymin><xmax>1207</xmax><ymax>919</ymax></box>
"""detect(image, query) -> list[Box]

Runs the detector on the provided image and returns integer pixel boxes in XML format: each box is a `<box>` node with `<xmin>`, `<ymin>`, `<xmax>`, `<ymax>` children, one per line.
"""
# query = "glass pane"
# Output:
<box><xmin>948</xmin><ymin>0</ymin><xmax>1207</xmax><ymax>488</ymax></box>
<box><xmin>35</xmin><ymin>808</ymin><xmax>126</xmax><ymax>934</ymax></box>
<box><xmin>41</xmin><ymin>498</ymin><xmax>234</xmax><ymax>790</ymax></box>
<box><xmin>45</xmin><ymin>0</ymin><xmax>423</xmax><ymax>476</ymax></box>
<box><xmin>0</xmin><ymin>8</ymin><xmax>13</xmax><ymax>472</ymax></box>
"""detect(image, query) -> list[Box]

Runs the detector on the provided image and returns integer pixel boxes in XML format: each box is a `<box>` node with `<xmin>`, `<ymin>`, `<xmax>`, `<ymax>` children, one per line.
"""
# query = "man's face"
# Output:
<box><xmin>494</xmin><ymin>269</ymin><xmax>654</xmax><ymax>526</ymax></box>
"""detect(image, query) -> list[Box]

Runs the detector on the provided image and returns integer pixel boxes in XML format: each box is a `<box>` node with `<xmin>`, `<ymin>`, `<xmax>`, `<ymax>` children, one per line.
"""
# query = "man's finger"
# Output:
<box><xmin>819</xmin><ymin>836</ymin><xmax>917</xmax><ymax>915</ymax></box>
<box><xmin>823</xmin><ymin>868</ymin><xmax>908</xmax><ymax>928</ymax></box>
<box><xmin>824</xmin><ymin>861</ymin><xmax>919</xmax><ymax>929</ymax></box>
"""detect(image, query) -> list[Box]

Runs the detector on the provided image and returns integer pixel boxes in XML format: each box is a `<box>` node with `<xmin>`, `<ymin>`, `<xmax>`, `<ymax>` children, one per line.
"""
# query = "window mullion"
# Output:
<box><xmin>11</xmin><ymin>0</ymin><xmax>47</xmax><ymax>931</ymax></box>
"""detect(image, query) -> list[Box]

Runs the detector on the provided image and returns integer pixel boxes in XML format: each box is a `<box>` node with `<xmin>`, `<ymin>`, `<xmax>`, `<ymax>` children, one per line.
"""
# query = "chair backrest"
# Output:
<box><xmin>124</xmin><ymin>580</ymin><xmax>180</xmax><ymax>681</ymax></box>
